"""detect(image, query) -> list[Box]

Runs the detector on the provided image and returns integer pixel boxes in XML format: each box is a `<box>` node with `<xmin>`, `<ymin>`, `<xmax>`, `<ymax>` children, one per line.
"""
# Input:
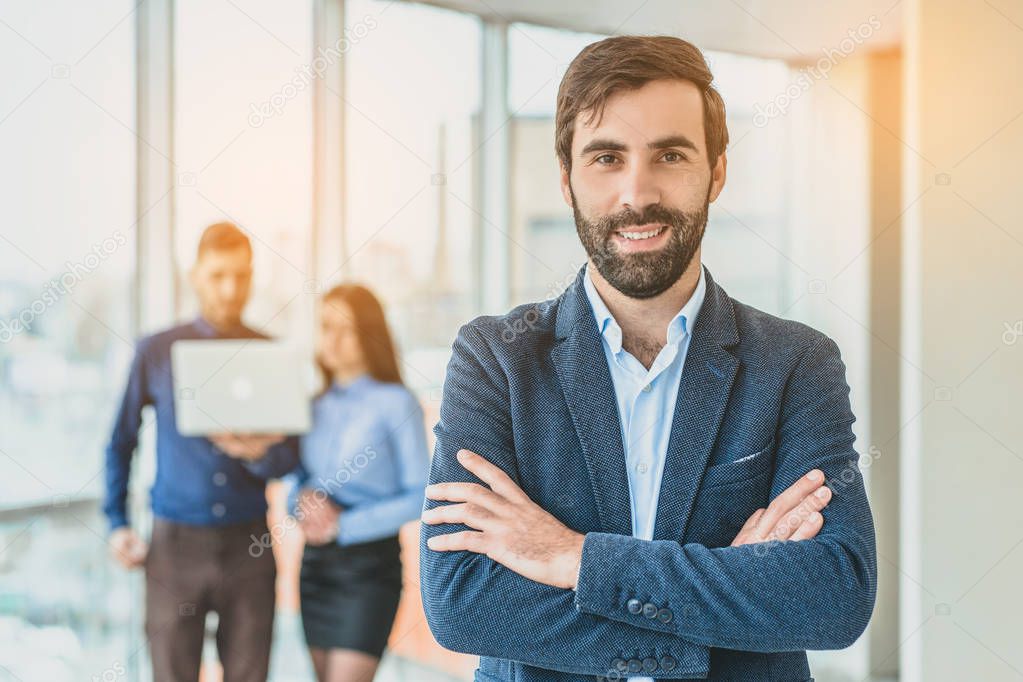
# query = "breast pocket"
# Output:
<box><xmin>700</xmin><ymin>437</ymin><xmax>776</xmax><ymax>489</ymax></box>
<box><xmin>686</xmin><ymin>438</ymin><xmax>776</xmax><ymax>547</ymax></box>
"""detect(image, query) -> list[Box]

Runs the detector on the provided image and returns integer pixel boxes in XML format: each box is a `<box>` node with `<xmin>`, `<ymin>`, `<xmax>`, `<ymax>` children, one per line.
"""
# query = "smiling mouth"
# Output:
<box><xmin>615</xmin><ymin>225</ymin><xmax>667</xmax><ymax>240</ymax></box>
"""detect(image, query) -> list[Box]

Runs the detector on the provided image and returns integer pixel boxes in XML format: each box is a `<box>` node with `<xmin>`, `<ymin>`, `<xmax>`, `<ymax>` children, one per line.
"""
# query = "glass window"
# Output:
<box><xmin>342</xmin><ymin>0</ymin><xmax>482</xmax><ymax>395</ymax></box>
<box><xmin>697</xmin><ymin>51</ymin><xmax>792</xmax><ymax>314</ymax></box>
<box><xmin>174</xmin><ymin>0</ymin><xmax>315</xmax><ymax>340</ymax></box>
<box><xmin>0</xmin><ymin>1</ymin><xmax>136</xmax><ymax>678</ymax></box>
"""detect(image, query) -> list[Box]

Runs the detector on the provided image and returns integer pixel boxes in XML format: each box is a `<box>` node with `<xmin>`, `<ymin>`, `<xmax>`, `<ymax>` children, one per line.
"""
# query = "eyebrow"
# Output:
<box><xmin>579</xmin><ymin>134</ymin><xmax>699</xmax><ymax>156</ymax></box>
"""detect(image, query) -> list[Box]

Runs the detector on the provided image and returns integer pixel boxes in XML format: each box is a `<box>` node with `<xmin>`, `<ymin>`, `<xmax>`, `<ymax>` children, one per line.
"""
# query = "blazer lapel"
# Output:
<box><xmin>653</xmin><ymin>266</ymin><xmax>740</xmax><ymax>541</ymax></box>
<box><xmin>552</xmin><ymin>267</ymin><xmax>633</xmax><ymax>536</ymax></box>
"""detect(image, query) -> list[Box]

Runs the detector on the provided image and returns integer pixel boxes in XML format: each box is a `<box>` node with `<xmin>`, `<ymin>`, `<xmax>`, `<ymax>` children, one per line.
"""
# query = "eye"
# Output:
<box><xmin>595</xmin><ymin>153</ymin><xmax>619</xmax><ymax>166</ymax></box>
<box><xmin>661</xmin><ymin>150</ymin><xmax>687</xmax><ymax>163</ymax></box>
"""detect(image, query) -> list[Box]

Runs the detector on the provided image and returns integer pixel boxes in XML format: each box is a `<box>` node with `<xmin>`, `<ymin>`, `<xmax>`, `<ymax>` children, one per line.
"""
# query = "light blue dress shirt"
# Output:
<box><xmin>287</xmin><ymin>374</ymin><xmax>431</xmax><ymax>546</ymax></box>
<box><xmin>582</xmin><ymin>264</ymin><xmax>706</xmax><ymax>682</ymax></box>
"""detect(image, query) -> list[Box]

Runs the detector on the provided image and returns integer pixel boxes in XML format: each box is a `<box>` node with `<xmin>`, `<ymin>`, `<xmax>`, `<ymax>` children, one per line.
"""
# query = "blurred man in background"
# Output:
<box><xmin>104</xmin><ymin>222</ymin><xmax>299</xmax><ymax>682</ymax></box>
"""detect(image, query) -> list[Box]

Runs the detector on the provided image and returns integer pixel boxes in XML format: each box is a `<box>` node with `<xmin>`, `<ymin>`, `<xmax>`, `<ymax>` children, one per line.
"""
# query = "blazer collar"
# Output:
<box><xmin>552</xmin><ymin>262</ymin><xmax>740</xmax><ymax>540</ymax></box>
<box><xmin>555</xmin><ymin>262</ymin><xmax>737</xmax><ymax>346</ymax></box>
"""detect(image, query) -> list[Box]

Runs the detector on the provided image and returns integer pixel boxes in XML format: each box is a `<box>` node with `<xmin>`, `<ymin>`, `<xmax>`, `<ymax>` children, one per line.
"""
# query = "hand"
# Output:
<box><xmin>422</xmin><ymin>449</ymin><xmax>585</xmax><ymax>590</ymax></box>
<box><xmin>209</xmin><ymin>433</ymin><xmax>285</xmax><ymax>461</ymax></box>
<box><xmin>731</xmin><ymin>469</ymin><xmax>832</xmax><ymax>547</ymax></box>
<box><xmin>297</xmin><ymin>489</ymin><xmax>341</xmax><ymax>545</ymax></box>
<box><xmin>108</xmin><ymin>527</ymin><xmax>148</xmax><ymax>569</ymax></box>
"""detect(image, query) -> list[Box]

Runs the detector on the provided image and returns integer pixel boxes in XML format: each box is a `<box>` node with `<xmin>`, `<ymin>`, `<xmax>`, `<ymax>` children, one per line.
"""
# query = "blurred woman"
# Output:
<box><xmin>287</xmin><ymin>284</ymin><xmax>430</xmax><ymax>682</ymax></box>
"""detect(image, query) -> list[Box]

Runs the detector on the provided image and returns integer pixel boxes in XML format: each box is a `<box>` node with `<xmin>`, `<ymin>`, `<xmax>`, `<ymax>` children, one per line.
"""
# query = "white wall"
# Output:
<box><xmin>900</xmin><ymin>0</ymin><xmax>1023</xmax><ymax>679</ymax></box>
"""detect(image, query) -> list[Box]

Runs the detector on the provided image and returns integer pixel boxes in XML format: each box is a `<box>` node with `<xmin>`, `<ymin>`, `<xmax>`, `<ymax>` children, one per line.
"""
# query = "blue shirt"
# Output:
<box><xmin>103</xmin><ymin>317</ymin><xmax>301</xmax><ymax>531</ymax></box>
<box><xmin>582</xmin><ymin>263</ymin><xmax>707</xmax><ymax>539</ymax></box>
<box><xmin>286</xmin><ymin>374</ymin><xmax>430</xmax><ymax>546</ymax></box>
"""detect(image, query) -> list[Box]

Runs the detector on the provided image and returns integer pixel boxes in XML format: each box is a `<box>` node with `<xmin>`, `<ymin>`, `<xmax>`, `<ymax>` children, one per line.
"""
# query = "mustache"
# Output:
<box><xmin>594</xmin><ymin>204</ymin><xmax>690</xmax><ymax>234</ymax></box>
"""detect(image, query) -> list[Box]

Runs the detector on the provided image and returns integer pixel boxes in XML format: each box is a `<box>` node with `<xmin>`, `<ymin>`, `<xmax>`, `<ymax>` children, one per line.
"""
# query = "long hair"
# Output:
<box><xmin>317</xmin><ymin>284</ymin><xmax>403</xmax><ymax>391</ymax></box>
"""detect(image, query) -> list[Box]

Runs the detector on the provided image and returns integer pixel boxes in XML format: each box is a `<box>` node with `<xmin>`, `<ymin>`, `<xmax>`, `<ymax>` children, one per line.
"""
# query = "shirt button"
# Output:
<box><xmin>212</xmin><ymin>472</ymin><xmax>227</xmax><ymax>486</ymax></box>
<box><xmin>642</xmin><ymin>383</ymin><xmax>652</xmax><ymax>393</ymax></box>
<box><xmin>211</xmin><ymin>503</ymin><xmax>226</xmax><ymax>517</ymax></box>
<box><xmin>635</xmin><ymin>461</ymin><xmax>648</xmax><ymax>474</ymax></box>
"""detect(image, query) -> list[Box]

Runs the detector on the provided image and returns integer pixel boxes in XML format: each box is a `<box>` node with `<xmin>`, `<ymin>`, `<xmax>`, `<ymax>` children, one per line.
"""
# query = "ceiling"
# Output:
<box><xmin>399</xmin><ymin>0</ymin><xmax>903</xmax><ymax>62</ymax></box>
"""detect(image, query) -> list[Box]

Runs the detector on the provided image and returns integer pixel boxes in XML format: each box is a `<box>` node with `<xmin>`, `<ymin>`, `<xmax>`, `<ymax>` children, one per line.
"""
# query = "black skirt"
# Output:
<box><xmin>299</xmin><ymin>534</ymin><xmax>403</xmax><ymax>657</ymax></box>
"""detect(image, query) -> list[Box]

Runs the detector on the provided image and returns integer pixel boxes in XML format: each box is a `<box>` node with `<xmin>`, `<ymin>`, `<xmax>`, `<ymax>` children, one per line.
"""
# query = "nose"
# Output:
<box><xmin>220</xmin><ymin>278</ymin><xmax>239</xmax><ymax>301</ymax></box>
<box><xmin>618</xmin><ymin>162</ymin><xmax>661</xmax><ymax>216</ymax></box>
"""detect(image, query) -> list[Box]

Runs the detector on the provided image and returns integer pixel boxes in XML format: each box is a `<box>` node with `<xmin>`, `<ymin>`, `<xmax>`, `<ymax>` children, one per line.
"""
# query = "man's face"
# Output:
<box><xmin>190</xmin><ymin>247</ymin><xmax>253</xmax><ymax>329</ymax></box>
<box><xmin>560</xmin><ymin>78</ymin><xmax>726</xmax><ymax>299</ymax></box>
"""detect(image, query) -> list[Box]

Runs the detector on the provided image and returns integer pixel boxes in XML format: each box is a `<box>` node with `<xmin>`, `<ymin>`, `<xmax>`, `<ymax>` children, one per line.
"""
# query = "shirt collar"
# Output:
<box><xmin>192</xmin><ymin>315</ymin><xmax>221</xmax><ymax>338</ymax></box>
<box><xmin>192</xmin><ymin>315</ymin><xmax>254</xmax><ymax>339</ymax></box>
<box><xmin>329</xmin><ymin>373</ymin><xmax>374</xmax><ymax>396</ymax></box>
<box><xmin>582</xmin><ymin>262</ymin><xmax>707</xmax><ymax>354</ymax></box>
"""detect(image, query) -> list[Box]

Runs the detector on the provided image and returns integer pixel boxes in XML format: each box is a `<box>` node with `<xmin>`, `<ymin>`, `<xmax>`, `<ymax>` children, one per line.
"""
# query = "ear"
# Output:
<box><xmin>559</xmin><ymin>160</ymin><xmax>573</xmax><ymax>209</ymax></box>
<box><xmin>707</xmin><ymin>151</ymin><xmax>727</xmax><ymax>203</ymax></box>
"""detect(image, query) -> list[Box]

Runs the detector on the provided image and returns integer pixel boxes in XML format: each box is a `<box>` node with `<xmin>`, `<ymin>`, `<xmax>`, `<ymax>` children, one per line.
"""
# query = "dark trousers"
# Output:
<box><xmin>144</xmin><ymin>517</ymin><xmax>276</xmax><ymax>682</ymax></box>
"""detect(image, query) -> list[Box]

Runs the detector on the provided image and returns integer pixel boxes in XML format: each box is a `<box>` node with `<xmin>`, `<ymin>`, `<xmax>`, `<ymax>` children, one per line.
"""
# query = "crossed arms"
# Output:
<box><xmin>418</xmin><ymin>325</ymin><xmax>877</xmax><ymax>677</ymax></box>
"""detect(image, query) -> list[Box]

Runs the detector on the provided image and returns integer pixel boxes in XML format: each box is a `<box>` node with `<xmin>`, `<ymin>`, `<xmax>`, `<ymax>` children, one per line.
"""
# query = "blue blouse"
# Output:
<box><xmin>286</xmin><ymin>374</ymin><xmax>430</xmax><ymax>546</ymax></box>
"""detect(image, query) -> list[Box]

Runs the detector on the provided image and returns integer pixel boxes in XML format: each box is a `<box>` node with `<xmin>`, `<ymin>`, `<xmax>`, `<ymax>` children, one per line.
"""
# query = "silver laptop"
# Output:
<box><xmin>171</xmin><ymin>339</ymin><xmax>313</xmax><ymax>436</ymax></box>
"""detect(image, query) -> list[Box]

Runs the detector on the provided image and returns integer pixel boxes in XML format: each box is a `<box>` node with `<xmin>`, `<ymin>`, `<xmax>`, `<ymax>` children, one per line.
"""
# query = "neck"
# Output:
<box><xmin>334</xmin><ymin>366</ymin><xmax>369</xmax><ymax>386</ymax></box>
<box><xmin>202</xmin><ymin>313</ymin><xmax>242</xmax><ymax>334</ymax></box>
<box><xmin>588</xmin><ymin>253</ymin><xmax>702</xmax><ymax>365</ymax></box>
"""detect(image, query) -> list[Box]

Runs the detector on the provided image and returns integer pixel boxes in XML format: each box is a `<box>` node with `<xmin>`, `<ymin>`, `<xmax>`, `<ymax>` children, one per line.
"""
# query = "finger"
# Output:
<box><xmin>454</xmin><ymin>450</ymin><xmax>524</xmax><ymax>500</ymax></box>
<box><xmin>421</xmin><ymin>502</ymin><xmax>495</xmax><ymax>529</ymax></box>
<box><xmin>426</xmin><ymin>530</ymin><xmax>487</xmax><ymax>553</ymax></box>
<box><xmin>741</xmin><ymin>508</ymin><xmax>766</xmax><ymax>534</ymax></box>
<box><xmin>425</xmin><ymin>481</ymin><xmax>501</xmax><ymax>507</ymax></box>
<box><xmin>770</xmin><ymin>486</ymin><xmax>832</xmax><ymax>541</ymax></box>
<box><xmin>788</xmin><ymin>511</ymin><xmax>824</xmax><ymax>541</ymax></box>
<box><xmin>758</xmin><ymin>469</ymin><xmax>825</xmax><ymax>532</ymax></box>
<box><xmin>730</xmin><ymin>508</ymin><xmax>766</xmax><ymax>546</ymax></box>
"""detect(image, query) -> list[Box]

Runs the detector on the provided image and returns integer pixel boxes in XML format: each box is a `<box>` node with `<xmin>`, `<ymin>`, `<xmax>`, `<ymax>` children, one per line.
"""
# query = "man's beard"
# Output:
<box><xmin>570</xmin><ymin>185</ymin><xmax>709</xmax><ymax>299</ymax></box>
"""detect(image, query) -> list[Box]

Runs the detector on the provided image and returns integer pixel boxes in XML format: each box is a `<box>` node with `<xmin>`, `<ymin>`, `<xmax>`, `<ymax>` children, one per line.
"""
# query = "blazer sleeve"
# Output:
<box><xmin>419</xmin><ymin>322</ymin><xmax>711</xmax><ymax>678</ymax></box>
<box><xmin>103</xmin><ymin>338</ymin><xmax>152</xmax><ymax>532</ymax></box>
<box><xmin>572</xmin><ymin>334</ymin><xmax>878</xmax><ymax>652</ymax></box>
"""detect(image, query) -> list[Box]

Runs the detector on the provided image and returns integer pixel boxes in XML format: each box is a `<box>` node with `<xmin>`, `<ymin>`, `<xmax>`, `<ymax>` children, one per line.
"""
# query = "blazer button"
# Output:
<box><xmin>627</xmin><ymin>658</ymin><xmax>642</xmax><ymax>673</ymax></box>
<box><xmin>642</xmin><ymin>602</ymin><xmax>658</xmax><ymax>618</ymax></box>
<box><xmin>660</xmin><ymin>655</ymin><xmax>677</xmax><ymax>671</ymax></box>
<box><xmin>656</xmin><ymin>607</ymin><xmax>673</xmax><ymax>623</ymax></box>
<box><xmin>642</xmin><ymin>657</ymin><xmax>658</xmax><ymax>672</ymax></box>
<box><xmin>610</xmin><ymin>658</ymin><xmax>627</xmax><ymax>673</ymax></box>
<box><xmin>626</xmin><ymin>598</ymin><xmax>643</xmax><ymax>614</ymax></box>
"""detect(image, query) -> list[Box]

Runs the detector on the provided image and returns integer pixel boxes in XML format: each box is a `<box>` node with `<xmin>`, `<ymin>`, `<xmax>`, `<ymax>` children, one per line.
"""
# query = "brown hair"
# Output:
<box><xmin>555</xmin><ymin>35</ymin><xmax>729</xmax><ymax>172</ymax></box>
<box><xmin>318</xmin><ymin>283</ymin><xmax>403</xmax><ymax>388</ymax></box>
<box><xmin>196</xmin><ymin>222</ymin><xmax>252</xmax><ymax>261</ymax></box>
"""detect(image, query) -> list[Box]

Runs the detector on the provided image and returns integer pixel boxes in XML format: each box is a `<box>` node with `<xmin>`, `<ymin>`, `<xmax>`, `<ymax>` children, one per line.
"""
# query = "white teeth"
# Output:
<box><xmin>619</xmin><ymin>227</ymin><xmax>663</xmax><ymax>240</ymax></box>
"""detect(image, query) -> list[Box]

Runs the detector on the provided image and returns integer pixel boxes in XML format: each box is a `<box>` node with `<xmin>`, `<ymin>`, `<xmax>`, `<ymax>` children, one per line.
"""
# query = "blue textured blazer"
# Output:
<box><xmin>420</xmin><ymin>264</ymin><xmax>877</xmax><ymax>681</ymax></box>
